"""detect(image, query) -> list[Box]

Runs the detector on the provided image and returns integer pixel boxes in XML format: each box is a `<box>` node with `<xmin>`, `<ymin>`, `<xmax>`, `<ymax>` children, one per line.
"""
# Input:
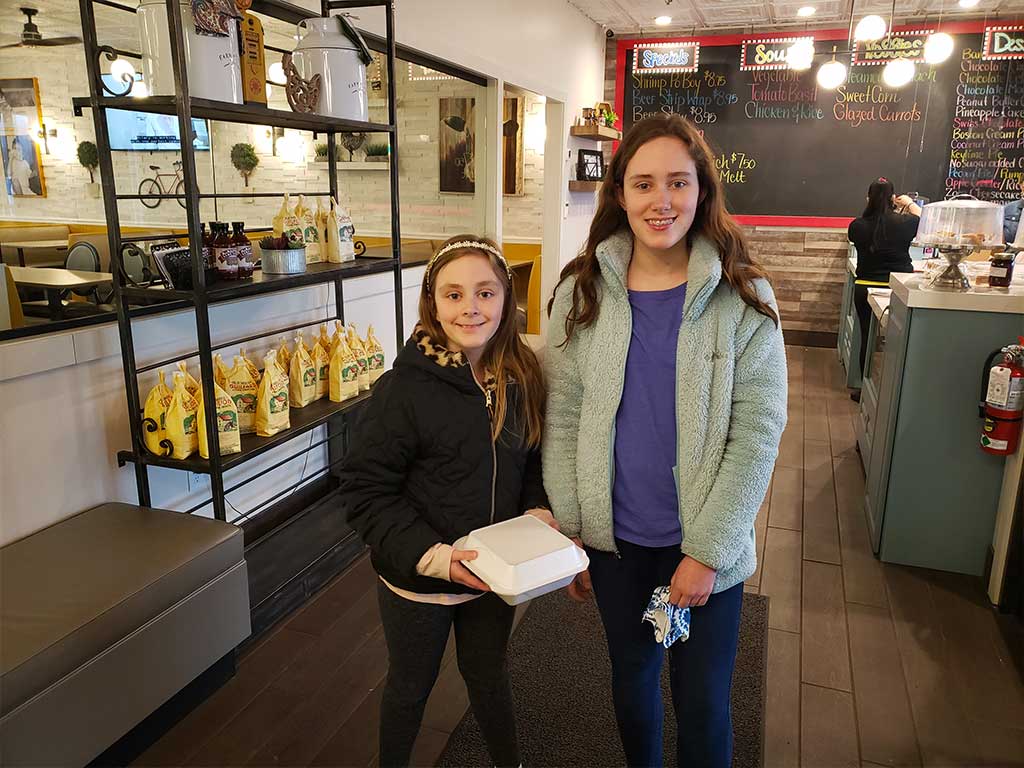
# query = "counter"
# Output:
<box><xmin>856</xmin><ymin>271</ymin><xmax>1024</xmax><ymax>597</ymax></box>
<box><xmin>889</xmin><ymin>272</ymin><xmax>1024</xmax><ymax>314</ymax></box>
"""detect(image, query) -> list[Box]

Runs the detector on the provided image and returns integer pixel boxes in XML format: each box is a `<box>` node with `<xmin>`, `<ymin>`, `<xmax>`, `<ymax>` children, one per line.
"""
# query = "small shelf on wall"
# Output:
<box><xmin>336</xmin><ymin>161</ymin><xmax>390</xmax><ymax>170</ymax></box>
<box><xmin>570</xmin><ymin>125</ymin><xmax>621</xmax><ymax>141</ymax></box>
<box><xmin>569</xmin><ymin>180</ymin><xmax>601</xmax><ymax>192</ymax></box>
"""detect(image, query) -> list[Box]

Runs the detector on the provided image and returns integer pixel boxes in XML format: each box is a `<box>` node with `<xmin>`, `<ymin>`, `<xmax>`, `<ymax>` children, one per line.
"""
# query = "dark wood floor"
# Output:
<box><xmin>135</xmin><ymin>346</ymin><xmax>1024</xmax><ymax>768</ymax></box>
<box><xmin>753</xmin><ymin>347</ymin><xmax>1024</xmax><ymax>768</ymax></box>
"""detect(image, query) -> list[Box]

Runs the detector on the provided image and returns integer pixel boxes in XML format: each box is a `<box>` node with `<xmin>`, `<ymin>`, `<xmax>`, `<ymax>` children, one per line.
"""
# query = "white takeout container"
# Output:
<box><xmin>454</xmin><ymin>515</ymin><xmax>589</xmax><ymax>606</ymax></box>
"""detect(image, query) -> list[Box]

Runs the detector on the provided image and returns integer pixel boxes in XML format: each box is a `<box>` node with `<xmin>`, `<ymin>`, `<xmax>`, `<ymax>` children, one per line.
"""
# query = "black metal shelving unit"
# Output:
<box><xmin>76</xmin><ymin>0</ymin><xmax>404</xmax><ymax>523</ymax></box>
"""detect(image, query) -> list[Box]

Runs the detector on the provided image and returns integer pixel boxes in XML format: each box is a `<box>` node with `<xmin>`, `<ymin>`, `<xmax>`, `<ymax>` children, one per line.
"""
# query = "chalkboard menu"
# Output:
<box><xmin>617</xmin><ymin>27</ymin><xmax>1024</xmax><ymax>220</ymax></box>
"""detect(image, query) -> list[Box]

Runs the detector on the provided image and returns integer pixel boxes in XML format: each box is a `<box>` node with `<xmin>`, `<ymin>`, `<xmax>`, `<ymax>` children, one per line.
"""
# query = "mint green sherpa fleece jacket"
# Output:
<box><xmin>543</xmin><ymin>230</ymin><xmax>788</xmax><ymax>593</ymax></box>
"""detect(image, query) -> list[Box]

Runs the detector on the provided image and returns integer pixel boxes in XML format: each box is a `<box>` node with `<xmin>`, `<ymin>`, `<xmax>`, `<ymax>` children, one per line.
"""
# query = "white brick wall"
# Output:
<box><xmin>1</xmin><ymin>44</ymin><xmax>545</xmax><ymax>241</ymax></box>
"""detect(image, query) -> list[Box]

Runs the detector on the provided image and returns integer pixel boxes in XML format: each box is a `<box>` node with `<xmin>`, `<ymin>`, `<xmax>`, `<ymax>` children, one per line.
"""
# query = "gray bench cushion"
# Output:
<box><xmin>0</xmin><ymin>503</ymin><xmax>243</xmax><ymax>718</ymax></box>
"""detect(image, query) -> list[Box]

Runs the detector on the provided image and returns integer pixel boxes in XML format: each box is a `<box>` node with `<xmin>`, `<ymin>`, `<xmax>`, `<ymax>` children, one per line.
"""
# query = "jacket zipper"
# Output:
<box><xmin>472</xmin><ymin>367</ymin><xmax>498</xmax><ymax>525</ymax></box>
<box><xmin>607</xmin><ymin>301</ymin><xmax>631</xmax><ymax>559</ymax></box>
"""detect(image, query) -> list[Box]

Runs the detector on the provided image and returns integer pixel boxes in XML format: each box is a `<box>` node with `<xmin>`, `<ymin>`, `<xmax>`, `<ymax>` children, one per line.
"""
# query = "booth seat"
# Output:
<box><xmin>0</xmin><ymin>503</ymin><xmax>250</xmax><ymax>767</ymax></box>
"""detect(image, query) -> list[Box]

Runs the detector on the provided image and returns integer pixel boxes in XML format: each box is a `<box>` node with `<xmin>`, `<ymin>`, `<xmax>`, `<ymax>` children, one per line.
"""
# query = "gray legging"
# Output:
<box><xmin>376</xmin><ymin>582</ymin><xmax>520</xmax><ymax>768</ymax></box>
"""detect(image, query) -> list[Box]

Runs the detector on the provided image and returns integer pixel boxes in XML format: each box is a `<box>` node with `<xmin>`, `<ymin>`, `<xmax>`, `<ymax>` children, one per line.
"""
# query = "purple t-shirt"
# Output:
<box><xmin>612</xmin><ymin>281</ymin><xmax>687</xmax><ymax>548</ymax></box>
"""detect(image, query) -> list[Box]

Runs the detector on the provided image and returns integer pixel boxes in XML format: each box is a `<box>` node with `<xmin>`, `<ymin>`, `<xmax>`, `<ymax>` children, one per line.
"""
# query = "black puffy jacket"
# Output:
<box><xmin>340</xmin><ymin>327</ymin><xmax>548</xmax><ymax>595</ymax></box>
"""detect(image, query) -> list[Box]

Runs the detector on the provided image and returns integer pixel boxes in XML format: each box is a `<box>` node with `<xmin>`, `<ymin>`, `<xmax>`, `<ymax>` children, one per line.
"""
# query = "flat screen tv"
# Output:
<box><xmin>101</xmin><ymin>75</ymin><xmax>210</xmax><ymax>151</ymax></box>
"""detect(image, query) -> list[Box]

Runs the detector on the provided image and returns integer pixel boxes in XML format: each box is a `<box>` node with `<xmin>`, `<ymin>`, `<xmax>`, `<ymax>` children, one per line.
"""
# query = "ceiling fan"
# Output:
<box><xmin>0</xmin><ymin>7</ymin><xmax>83</xmax><ymax>49</ymax></box>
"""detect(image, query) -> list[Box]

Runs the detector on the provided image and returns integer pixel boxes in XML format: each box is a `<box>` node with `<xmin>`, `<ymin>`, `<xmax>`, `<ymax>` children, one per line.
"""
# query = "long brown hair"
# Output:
<box><xmin>549</xmin><ymin>114</ymin><xmax>778</xmax><ymax>343</ymax></box>
<box><xmin>419</xmin><ymin>235</ymin><xmax>544</xmax><ymax>447</ymax></box>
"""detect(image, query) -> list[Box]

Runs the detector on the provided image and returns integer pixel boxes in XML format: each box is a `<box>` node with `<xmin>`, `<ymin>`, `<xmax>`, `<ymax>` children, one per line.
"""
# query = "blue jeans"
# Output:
<box><xmin>587</xmin><ymin>538</ymin><xmax>744</xmax><ymax>768</ymax></box>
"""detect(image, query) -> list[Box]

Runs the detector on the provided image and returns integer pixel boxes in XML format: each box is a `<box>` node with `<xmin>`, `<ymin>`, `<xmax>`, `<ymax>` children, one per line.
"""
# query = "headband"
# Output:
<box><xmin>425</xmin><ymin>240</ymin><xmax>512</xmax><ymax>286</ymax></box>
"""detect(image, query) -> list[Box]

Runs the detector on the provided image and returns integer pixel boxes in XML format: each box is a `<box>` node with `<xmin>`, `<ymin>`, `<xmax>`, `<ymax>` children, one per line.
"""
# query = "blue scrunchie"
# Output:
<box><xmin>642</xmin><ymin>586</ymin><xmax>691</xmax><ymax>648</ymax></box>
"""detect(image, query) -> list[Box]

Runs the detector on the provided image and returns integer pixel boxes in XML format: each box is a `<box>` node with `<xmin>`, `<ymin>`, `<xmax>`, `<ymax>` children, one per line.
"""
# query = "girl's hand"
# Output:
<box><xmin>566</xmin><ymin>537</ymin><xmax>593</xmax><ymax>602</ymax></box>
<box><xmin>450</xmin><ymin>549</ymin><xmax>490</xmax><ymax>591</ymax></box>
<box><xmin>669</xmin><ymin>556</ymin><xmax>716</xmax><ymax>608</ymax></box>
<box><xmin>525</xmin><ymin>507</ymin><xmax>560</xmax><ymax>531</ymax></box>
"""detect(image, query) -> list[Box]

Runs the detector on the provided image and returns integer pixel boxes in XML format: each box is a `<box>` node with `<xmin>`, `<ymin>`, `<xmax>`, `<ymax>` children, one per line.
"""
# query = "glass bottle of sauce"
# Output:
<box><xmin>232</xmin><ymin>222</ymin><xmax>254</xmax><ymax>279</ymax></box>
<box><xmin>213</xmin><ymin>222</ymin><xmax>239</xmax><ymax>280</ymax></box>
<box><xmin>200</xmin><ymin>222</ymin><xmax>217</xmax><ymax>284</ymax></box>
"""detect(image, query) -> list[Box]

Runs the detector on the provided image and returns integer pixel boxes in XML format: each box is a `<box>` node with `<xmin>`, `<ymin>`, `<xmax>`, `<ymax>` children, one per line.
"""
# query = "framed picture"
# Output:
<box><xmin>0</xmin><ymin>78</ymin><xmax>46</xmax><ymax>197</ymax></box>
<box><xmin>439</xmin><ymin>97</ymin><xmax>475</xmax><ymax>194</ymax></box>
<box><xmin>502</xmin><ymin>96</ymin><xmax>524</xmax><ymax>196</ymax></box>
<box><xmin>577</xmin><ymin>148</ymin><xmax>605</xmax><ymax>182</ymax></box>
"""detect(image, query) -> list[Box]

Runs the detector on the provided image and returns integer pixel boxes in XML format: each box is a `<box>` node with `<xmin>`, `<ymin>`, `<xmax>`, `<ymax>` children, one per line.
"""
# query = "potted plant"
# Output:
<box><xmin>257</xmin><ymin>234</ymin><xmax>306</xmax><ymax>275</ymax></box>
<box><xmin>603</xmin><ymin>109</ymin><xmax>619</xmax><ymax>129</ymax></box>
<box><xmin>364</xmin><ymin>142</ymin><xmax>390</xmax><ymax>163</ymax></box>
<box><xmin>314</xmin><ymin>142</ymin><xmax>330</xmax><ymax>162</ymax></box>
<box><xmin>77</xmin><ymin>140</ymin><xmax>100</xmax><ymax>197</ymax></box>
<box><xmin>230</xmin><ymin>142</ymin><xmax>259</xmax><ymax>186</ymax></box>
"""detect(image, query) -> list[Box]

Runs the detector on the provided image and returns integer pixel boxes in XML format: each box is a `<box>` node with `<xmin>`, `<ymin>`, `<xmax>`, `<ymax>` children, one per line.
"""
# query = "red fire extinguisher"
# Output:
<box><xmin>979</xmin><ymin>339</ymin><xmax>1024</xmax><ymax>456</ymax></box>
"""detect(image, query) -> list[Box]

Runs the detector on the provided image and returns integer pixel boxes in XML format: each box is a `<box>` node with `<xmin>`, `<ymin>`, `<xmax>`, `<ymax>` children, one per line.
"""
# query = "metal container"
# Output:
<box><xmin>290</xmin><ymin>16</ymin><xmax>371</xmax><ymax>121</ymax></box>
<box><xmin>260</xmin><ymin>247</ymin><xmax>307</xmax><ymax>275</ymax></box>
<box><xmin>138</xmin><ymin>0</ymin><xmax>243</xmax><ymax>104</ymax></box>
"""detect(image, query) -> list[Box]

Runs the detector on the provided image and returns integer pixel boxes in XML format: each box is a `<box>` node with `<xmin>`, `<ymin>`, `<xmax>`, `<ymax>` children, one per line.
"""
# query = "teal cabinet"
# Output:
<box><xmin>860</xmin><ymin>295</ymin><xmax>1024</xmax><ymax>576</ymax></box>
<box><xmin>838</xmin><ymin>251</ymin><xmax>862</xmax><ymax>389</ymax></box>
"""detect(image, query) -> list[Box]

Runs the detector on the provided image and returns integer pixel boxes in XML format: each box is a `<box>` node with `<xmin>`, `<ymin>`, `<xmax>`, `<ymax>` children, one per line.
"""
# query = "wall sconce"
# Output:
<box><xmin>34</xmin><ymin>123</ymin><xmax>57</xmax><ymax>155</ymax></box>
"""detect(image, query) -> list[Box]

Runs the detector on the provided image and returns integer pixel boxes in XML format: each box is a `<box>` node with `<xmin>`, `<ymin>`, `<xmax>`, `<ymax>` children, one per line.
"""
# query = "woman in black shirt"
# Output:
<box><xmin>847</xmin><ymin>177</ymin><xmax>921</xmax><ymax>400</ymax></box>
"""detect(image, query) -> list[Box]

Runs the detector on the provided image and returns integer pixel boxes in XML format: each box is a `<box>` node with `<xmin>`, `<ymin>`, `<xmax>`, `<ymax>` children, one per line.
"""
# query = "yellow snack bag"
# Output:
<box><xmin>315</xmin><ymin>198</ymin><xmax>329</xmax><ymax>259</ymax></box>
<box><xmin>272</xmin><ymin>193</ymin><xmax>304</xmax><ymax>248</ymax></box>
<box><xmin>198</xmin><ymin>379</ymin><xmax>241</xmax><ymax>459</ymax></box>
<box><xmin>317</xmin><ymin>324</ymin><xmax>332</xmax><ymax>355</ymax></box>
<box><xmin>213</xmin><ymin>354</ymin><xmax>229</xmax><ymax>390</ymax></box>
<box><xmin>256</xmin><ymin>351</ymin><xmax>290</xmax><ymax>437</ymax></box>
<box><xmin>330</xmin><ymin>320</ymin><xmax>346</xmax><ymax>357</ymax></box>
<box><xmin>325</xmin><ymin>197</ymin><xmax>355</xmax><ymax>263</ymax></box>
<box><xmin>165</xmin><ymin>371</ymin><xmax>200</xmax><ymax>460</ymax></box>
<box><xmin>364</xmin><ymin>325</ymin><xmax>386</xmax><ymax>384</ymax></box>
<box><xmin>277</xmin><ymin>337</ymin><xmax>292</xmax><ymax>372</ymax></box>
<box><xmin>141</xmin><ymin>370</ymin><xmax>173</xmax><ymax>455</ymax></box>
<box><xmin>177</xmin><ymin>360</ymin><xmax>201</xmax><ymax>397</ymax></box>
<box><xmin>224</xmin><ymin>355</ymin><xmax>260</xmax><ymax>434</ymax></box>
<box><xmin>289</xmin><ymin>333</ymin><xmax>318</xmax><ymax>407</ymax></box>
<box><xmin>238</xmin><ymin>347</ymin><xmax>261</xmax><ymax>380</ymax></box>
<box><xmin>312</xmin><ymin>335</ymin><xmax>330</xmax><ymax>400</ymax></box>
<box><xmin>347</xmin><ymin>324</ymin><xmax>370</xmax><ymax>392</ymax></box>
<box><xmin>330</xmin><ymin>333</ymin><xmax>361</xmax><ymax>402</ymax></box>
<box><xmin>294</xmin><ymin>195</ymin><xmax>321</xmax><ymax>263</ymax></box>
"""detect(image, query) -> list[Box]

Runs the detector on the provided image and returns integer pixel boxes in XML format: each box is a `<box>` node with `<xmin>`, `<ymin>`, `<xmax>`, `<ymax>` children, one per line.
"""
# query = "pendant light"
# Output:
<box><xmin>924</xmin><ymin>31</ymin><xmax>954</xmax><ymax>64</ymax></box>
<box><xmin>817</xmin><ymin>46</ymin><xmax>848</xmax><ymax>89</ymax></box>
<box><xmin>787</xmin><ymin>38</ymin><xmax>815</xmax><ymax>70</ymax></box>
<box><xmin>109</xmin><ymin>57</ymin><xmax>136</xmax><ymax>85</ymax></box>
<box><xmin>882</xmin><ymin>57</ymin><xmax>916</xmax><ymax>86</ymax></box>
<box><xmin>854</xmin><ymin>14</ymin><xmax>887</xmax><ymax>41</ymax></box>
<box><xmin>924</xmin><ymin>2</ymin><xmax>955</xmax><ymax>65</ymax></box>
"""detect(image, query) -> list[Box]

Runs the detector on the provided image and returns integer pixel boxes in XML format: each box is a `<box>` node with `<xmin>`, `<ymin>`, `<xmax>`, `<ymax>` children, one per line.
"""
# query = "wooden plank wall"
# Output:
<box><xmin>746</xmin><ymin>227</ymin><xmax>849</xmax><ymax>338</ymax></box>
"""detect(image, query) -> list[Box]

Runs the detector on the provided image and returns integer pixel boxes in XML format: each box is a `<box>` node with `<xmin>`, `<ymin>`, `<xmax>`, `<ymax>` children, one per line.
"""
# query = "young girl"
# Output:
<box><xmin>341</xmin><ymin>235</ymin><xmax>550</xmax><ymax>768</ymax></box>
<box><xmin>544</xmin><ymin>114</ymin><xmax>787</xmax><ymax>767</ymax></box>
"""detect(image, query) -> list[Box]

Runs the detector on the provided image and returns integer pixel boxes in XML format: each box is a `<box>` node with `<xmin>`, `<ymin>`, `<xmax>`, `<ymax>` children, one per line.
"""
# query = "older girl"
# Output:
<box><xmin>545</xmin><ymin>114</ymin><xmax>787</xmax><ymax>767</ymax></box>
